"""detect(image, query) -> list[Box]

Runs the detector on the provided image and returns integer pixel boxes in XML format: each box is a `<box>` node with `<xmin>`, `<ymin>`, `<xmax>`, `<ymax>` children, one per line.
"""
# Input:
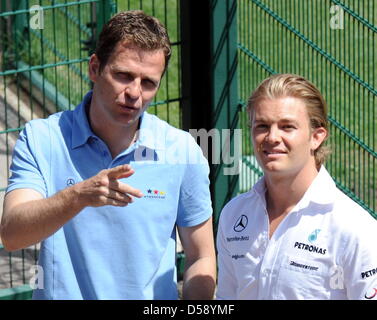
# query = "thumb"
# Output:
<box><xmin>107</xmin><ymin>164</ymin><xmax>134</xmax><ymax>179</ymax></box>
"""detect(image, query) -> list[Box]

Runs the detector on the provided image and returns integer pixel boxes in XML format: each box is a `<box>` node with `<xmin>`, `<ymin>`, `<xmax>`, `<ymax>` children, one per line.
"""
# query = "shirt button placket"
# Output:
<box><xmin>94</xmin><ymin>140</ymin><xmax>109</xmax><ymax>168</ymax></box>
<box><xmin>263</xmin><ymin>269</ymin><xmax>270</xmax><ymax>277</ymax></box>
<box><xmin>259</xmin><ymin>237</ymin><xmax>277</xmax><ymax>299</ymax></box>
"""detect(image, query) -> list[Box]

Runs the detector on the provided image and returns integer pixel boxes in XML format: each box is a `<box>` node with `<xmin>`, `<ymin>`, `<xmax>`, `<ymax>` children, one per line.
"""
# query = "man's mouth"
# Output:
<box><xmin>263</xmin><ymin>150</ymin><xmax>287</xmax><ymax>155</ymax></box>
<box><xmin>118</xmin><ymin>104</ymin><xmax>138</xmax><ymax>110</ymax></box>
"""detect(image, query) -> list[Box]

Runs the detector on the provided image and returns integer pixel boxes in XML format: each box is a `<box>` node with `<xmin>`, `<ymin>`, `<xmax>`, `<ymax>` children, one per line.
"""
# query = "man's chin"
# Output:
<box><xmin>114</xmin><ymin>113</ymin><xmax>142</xmax><ymax>127</ymax></box>
<box><xmin>262</xmin><ymin>163</ymin><xmax>288</xmax><ymax>176</ymax></box>
<box><xmin>261</xmin><ymin>159</ymin><xmax>283</xmax><ymax>171</ymax></box>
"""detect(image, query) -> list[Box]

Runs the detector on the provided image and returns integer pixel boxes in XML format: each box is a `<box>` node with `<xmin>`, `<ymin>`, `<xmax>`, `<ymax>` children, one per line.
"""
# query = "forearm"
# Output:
<box><xmin>1</xmin><ymin>187</ymin><xmax>84</xmax><ymax>251</ymax></box>
<box><xmin>182</xmin><ymin>255</ymin><xmax>217</xmax><ymax>300</ymax></box>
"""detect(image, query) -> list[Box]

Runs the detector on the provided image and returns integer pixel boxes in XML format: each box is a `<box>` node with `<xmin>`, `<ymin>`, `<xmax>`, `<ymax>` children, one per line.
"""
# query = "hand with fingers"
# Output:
<box><xmin>73</xmin><ymin>164</ymin><xmax>143</xmax><ymax>208</ymax></box>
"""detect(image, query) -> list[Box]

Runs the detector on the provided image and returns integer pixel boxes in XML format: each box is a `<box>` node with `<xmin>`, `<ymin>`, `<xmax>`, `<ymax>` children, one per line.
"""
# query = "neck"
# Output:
<box><xmin>88</xmin><ymin>104</ymin><xmax>139</xmax><ymax>159</ymax></box>
<box><xmin>264</xmin><ymin>165</ymin><xmax>319</xmax><ymax>219</ymax></box>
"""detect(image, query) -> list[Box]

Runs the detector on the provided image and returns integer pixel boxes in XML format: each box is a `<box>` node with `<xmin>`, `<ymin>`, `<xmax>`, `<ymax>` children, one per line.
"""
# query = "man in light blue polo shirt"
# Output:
<box><xmin>0</xmin><ymin>11</ymin><xmax>216</xmax><ymax>300</ymax></box>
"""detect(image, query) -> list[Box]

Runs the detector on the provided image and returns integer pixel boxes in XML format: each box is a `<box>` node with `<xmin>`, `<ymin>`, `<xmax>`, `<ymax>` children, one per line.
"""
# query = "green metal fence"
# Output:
<box><xmin>238</xmin><ymin>0</ymin><xmax>376</xmax><ymax>218</ymax></box>
<box><xmin>0</xmin><ymin>0</ymin><xmax>376</xmax><ymax>300</ymax></box>
<box><xmin>0</xmin><ymin>0</ymin><xmax>181</xmax><ymax>298</ymax></box>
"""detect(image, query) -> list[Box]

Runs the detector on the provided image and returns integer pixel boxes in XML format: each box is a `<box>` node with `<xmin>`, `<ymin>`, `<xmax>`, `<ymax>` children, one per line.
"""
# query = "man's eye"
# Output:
<box><xmin>116</xmin><ymin>72</ymin><xmax>131</xmax><ymax>80</ymax></box>
<box><xmin>142</xmin><ymin>79</ymin><xmax>157</xmax><ymax>88</ymax></box>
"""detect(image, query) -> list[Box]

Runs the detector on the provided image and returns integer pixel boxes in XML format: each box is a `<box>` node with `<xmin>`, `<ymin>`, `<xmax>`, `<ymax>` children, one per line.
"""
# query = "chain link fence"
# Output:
<box><xmin>238</xmin><ymin>0</ymin><xmax>376</xmax><ymax>218</ymax></box>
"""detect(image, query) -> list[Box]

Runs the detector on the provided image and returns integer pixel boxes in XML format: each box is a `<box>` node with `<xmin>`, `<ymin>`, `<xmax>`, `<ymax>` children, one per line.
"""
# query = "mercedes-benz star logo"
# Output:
<box><xmin>233</xmin><ymin>215</ymin><xmax>248</xmax><ymax>232</ymax></box>
<box><xmin>66</xmin><ymin>178</ymin><xmax>75</xmax><ymax>187</ymax></box>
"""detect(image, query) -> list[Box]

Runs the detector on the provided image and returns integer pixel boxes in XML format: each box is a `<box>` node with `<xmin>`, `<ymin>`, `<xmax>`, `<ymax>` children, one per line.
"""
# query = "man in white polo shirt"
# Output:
<box><xmin>216</xmin><ymin>73</ymin><xmax>377</xmax><ymax>300</ymax></box>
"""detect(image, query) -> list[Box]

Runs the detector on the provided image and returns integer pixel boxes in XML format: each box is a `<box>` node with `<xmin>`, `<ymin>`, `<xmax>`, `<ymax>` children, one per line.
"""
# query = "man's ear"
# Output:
<box><xmin>88</xmin><ymin>54</ymin><xmax>100</xmax><ymax>82</ymax></box>
<box><xmin>311</xmin><ymin>127</ymin><xmax>327</xmax><ymax>151</ymax></box>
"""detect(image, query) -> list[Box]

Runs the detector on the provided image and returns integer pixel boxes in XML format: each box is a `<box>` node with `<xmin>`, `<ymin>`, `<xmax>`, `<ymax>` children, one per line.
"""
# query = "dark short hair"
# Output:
<box><xmin>95</xmin><ymin>10</ymin><xmax>171</xmax><ymax>74</ymax></box>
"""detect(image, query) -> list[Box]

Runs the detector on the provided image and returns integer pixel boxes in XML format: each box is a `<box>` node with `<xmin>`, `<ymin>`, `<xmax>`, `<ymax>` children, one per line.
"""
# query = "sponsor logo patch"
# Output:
<box><xmin>365</xmin><ymin>287</ymin><xmax>377</xmax><ymax>300</ymax></box>
<box><xmin>144</xmin><ymin>189</ymin><xmax>166</xmax><ymax>199</ymax></box>
<box><xmin>66</xmin><ymin>178</ymin><xmax>75</xmax><ymax>187</ymax></box>
<box><xmin>308</xmin><ymin>229</ymin><xmax>321</xmax><ymax>243</ymax></box>
<box><xmin>361</xmin><ymin>267</ymin><xmax>377</xmax><ymax>279</ymax></box>
<box><xmin>233</xmin><ymin>215</ymin><xmax>248</xmax><ymax>232</ymax></box>
<box><xmin>226</xmin><ymin>236</ymin><xmax>250</xmax><ymax>242</ymax></box>
<box><xmin>231</xmin><ymin>254</ymin><xmax>245</xmax><ymax>260</ymax></box>
<box><xmin>290</xmin><ymin>260</ymin><xmax>319</xmax><ymax>271</ymax></box>
<box><xmin>294</xmin><ymin>241</ymin><xmax>327</xmax><ymax>255</ymax></box>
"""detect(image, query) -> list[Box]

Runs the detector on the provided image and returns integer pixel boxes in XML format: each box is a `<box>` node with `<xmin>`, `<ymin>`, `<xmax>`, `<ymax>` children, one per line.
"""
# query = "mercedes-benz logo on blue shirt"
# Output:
<box><xmin>234</xmin><ymin>215</ymin><xmax>248</xmax><ymax>232</ymax></box>
<box><xmin>66</xmin><ymin>178</ymin><xmax>75</xmax><ymax>187</ymax></box>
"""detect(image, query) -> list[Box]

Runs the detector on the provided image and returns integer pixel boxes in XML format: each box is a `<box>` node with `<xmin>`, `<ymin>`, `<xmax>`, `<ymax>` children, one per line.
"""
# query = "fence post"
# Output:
<box><xmin>7</xmin><ymin>0</ymin><xmax>27</xmax><ymax>68</ymax></box>
<box><xmin>95</xmin><ymin>0</ymin><xmax>116</xmax><ymax>41</ymax></box>
<box><xmin>180</xmin><ymin>0</ymin><xmax>238</xmax><ymax>233</ymax></box>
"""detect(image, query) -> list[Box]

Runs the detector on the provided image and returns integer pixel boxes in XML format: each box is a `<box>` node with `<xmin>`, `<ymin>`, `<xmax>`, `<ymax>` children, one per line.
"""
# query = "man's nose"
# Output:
<box><xmin>125</xmin><ymin>80</ymin><xmax>141</xmax><ymax>100</ymax></box>
<box><xmin>265</xmin><ymin>126</ymin><xmax>281</xmax><ymax>143</ymax></box>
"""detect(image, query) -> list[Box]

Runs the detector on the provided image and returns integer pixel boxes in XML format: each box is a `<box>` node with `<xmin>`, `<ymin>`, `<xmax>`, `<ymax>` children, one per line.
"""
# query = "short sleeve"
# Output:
<box><xmin>342</xmin><ymin>213</ymin><xmax>377</xmax><ymax>300</ymax></box>
<box><xmin>6</xmin><ymin>123</ymin><xmax>47</xmax><ymax>197</ymax></box>
<box><xmin>176</xmin><ymin>135</ymin><xmax>212</xmax><ymax>227</ymax></box>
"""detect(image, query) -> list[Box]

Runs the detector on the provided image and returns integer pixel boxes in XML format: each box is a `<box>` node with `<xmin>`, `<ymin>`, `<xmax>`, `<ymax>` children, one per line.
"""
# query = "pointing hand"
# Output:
<box><xmin>72</xmin><ymin>164</ymin><xmax>143</xmax><ymax>208</ymax></box>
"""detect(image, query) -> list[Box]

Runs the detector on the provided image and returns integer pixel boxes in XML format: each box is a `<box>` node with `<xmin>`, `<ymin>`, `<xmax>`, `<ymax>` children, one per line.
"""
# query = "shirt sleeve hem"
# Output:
<box><xmin>176</xmin><ymin>210</ymin><xmax>213</xmax><ymax>228</ymax></box>
<box><xmin>6</xmin><ymin>184</ymin><xmax>47</xmax><ymax>198</ymax></box>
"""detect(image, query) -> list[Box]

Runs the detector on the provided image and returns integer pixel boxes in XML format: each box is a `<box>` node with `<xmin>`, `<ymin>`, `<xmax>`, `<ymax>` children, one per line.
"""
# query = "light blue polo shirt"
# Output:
<box><xmin>6</xmin><ymin>91</ymin><xmax>212</xmax><ymax>300</ymax></box>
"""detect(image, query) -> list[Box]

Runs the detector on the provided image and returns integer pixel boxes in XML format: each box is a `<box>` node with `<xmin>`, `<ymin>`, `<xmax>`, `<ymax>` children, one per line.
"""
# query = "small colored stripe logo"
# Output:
<box><xmin>145</xmin><ymin>189</ymin><xmax>166</xmax><ymax>199</ymax></box>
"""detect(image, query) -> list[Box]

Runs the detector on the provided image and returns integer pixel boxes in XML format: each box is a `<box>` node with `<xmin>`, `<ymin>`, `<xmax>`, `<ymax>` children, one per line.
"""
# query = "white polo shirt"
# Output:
<box><xmin>216</xmin><ymin>167</ymin><xmax>377</xmax><ymax>300</ymax></box>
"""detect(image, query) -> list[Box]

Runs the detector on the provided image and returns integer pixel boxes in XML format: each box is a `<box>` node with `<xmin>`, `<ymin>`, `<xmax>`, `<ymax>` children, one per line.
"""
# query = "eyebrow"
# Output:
<box><xmin>253</xmin><ymin>118</ymin><xmax>300</xmax><ymax>125</ymax></box>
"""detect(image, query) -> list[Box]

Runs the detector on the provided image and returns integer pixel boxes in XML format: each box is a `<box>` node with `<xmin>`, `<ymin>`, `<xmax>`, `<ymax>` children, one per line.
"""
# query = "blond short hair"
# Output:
<box><xmin>247</xmin><ymin>73</ymin><xmax>330</xmax><ymax>168</ymax></box>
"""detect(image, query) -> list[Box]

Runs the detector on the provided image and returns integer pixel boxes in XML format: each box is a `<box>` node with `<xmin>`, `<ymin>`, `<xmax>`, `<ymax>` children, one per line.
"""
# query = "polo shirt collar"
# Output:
<box><xmin>136</xmin><ymin>111</ymin><xmax>166</xmax><ymax>151</ymax></box>
<box><xmin>72</xmin><ymin>91</ymin><xmax>166</xmax><ymax>151</ymax></box>
<box><xmin>300</xmin><ymin>166</ymin><xmax>336</xmax><ymax>205</ymax></box>
<box><xmin>252</xmin><ymin>166</ymin><xmax>336</xmax><ymax>209</ymax></box>
<box><xmin>72</xmin><ymin>91</ymin><xmax>96</xmax><ymax>149</ymax></box>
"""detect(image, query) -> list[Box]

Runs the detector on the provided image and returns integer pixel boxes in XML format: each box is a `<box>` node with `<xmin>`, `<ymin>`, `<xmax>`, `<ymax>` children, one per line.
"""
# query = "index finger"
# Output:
<box><xmin>109</xmin><ymin>180</ymin><xmax>144</xmax><ymax>198</ymax></box>
<box><xmin>107</xmin><ymin>164</ymin><xmax>134</xmax><ymax>180</ymax></box>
